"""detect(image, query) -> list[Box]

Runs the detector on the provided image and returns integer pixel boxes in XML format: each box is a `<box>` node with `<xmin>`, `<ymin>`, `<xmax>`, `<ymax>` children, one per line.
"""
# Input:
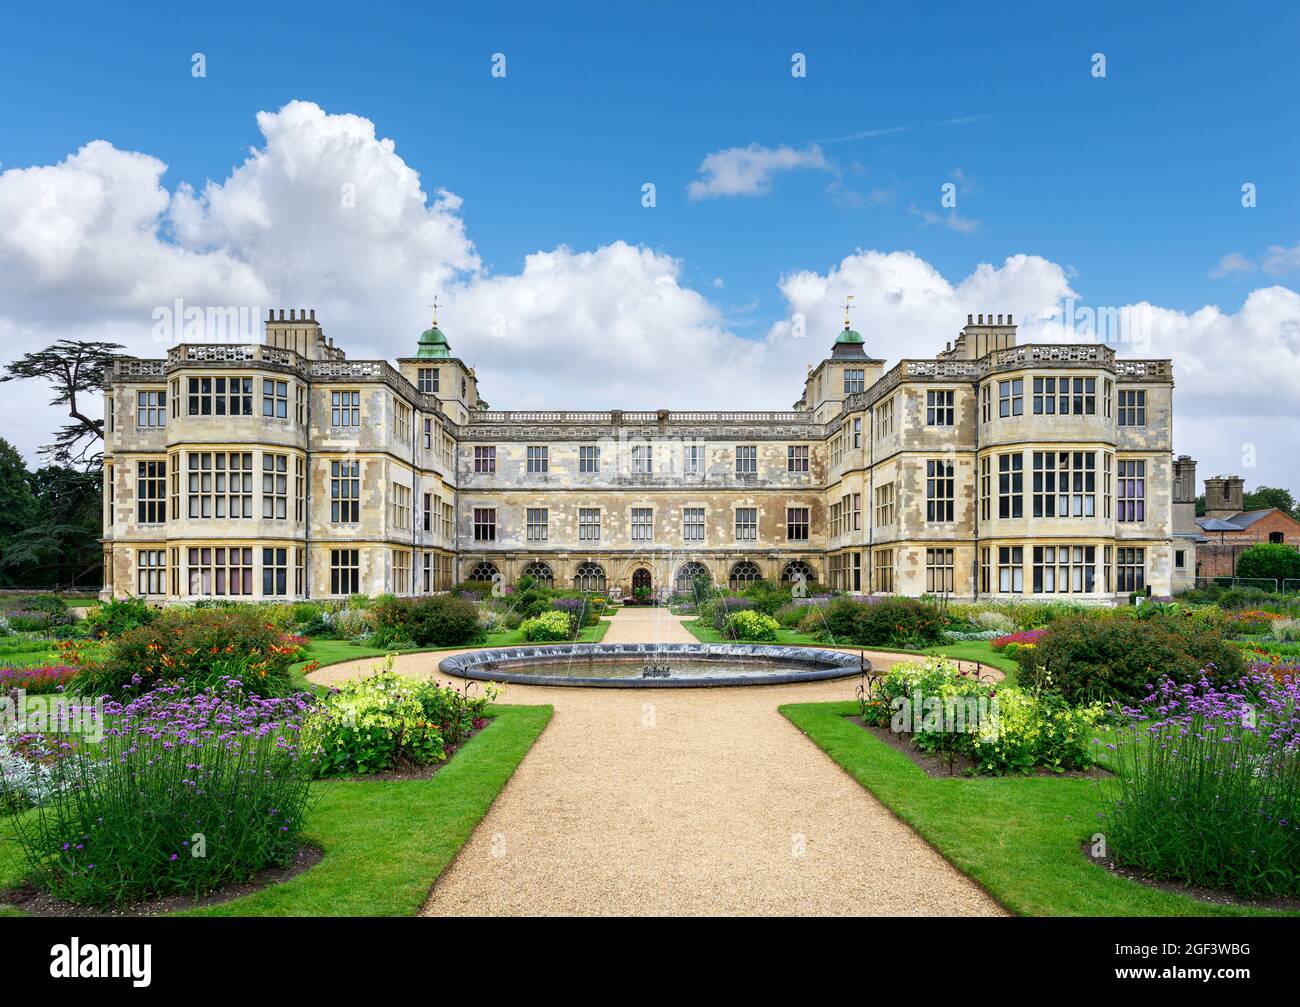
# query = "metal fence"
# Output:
<box><xmin>1191</xmin><ymin>576</ymin><xmax>1285</xmax><ymax>592</ymax></box>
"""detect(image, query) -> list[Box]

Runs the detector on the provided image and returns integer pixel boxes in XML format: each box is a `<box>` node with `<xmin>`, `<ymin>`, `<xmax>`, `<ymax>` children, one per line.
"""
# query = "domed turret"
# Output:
<box><xmin>831</xmin><ymin>322</ymin><xmax>870</xmax><ymax>359</ymax></box>
<box><xmin>417</xmin><ymin>323</ymin><xmax>451</xmax><ymax>360</ymax></box>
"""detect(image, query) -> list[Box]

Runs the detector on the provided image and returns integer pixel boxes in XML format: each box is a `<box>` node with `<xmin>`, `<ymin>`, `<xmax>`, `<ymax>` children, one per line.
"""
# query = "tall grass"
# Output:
<box><xmin>1103</xmin><ymin>671</ymin><xmax>1300</xmax><ymax>898</ymax></box>
<box><xmin>1</xmin><ymin>678</ymin><xmax>315</xmax><ymax>907</ymax></box>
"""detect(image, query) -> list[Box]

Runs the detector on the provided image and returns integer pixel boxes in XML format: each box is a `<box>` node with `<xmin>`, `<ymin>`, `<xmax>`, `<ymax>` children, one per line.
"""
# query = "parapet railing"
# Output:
<box><xmin>467</xmin><ymin>409</ymin><xmax>814</xmax><ymax>425</ymax></box>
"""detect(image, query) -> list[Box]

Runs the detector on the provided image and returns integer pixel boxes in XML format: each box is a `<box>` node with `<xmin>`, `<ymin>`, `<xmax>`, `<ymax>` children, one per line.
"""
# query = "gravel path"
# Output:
<box><xmin>309</xmin><ymin>608</ymin><xmax>1006</xmax><ymax>917</ymax></box>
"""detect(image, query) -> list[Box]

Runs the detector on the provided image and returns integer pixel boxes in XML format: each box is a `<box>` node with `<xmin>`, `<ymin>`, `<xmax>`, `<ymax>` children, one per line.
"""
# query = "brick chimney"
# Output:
<box><xmin>1204</xmin><ymin>474</ymin><xmax>1244</xmax><ymax>519</ymax></box>
<box><xmin>938</xmin><ymin>312</ymin><xmax>1017</xmax><ymax>360</ymax></box>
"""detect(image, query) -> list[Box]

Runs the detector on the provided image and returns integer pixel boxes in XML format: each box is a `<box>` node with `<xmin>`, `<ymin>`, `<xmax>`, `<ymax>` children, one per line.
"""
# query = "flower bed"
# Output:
<box><xmin>0</xmin><ymin>665</ymin><xmax>77</xmax><ymax>695</ymax></box>
<box><xmin>858</xmin><ymin>659</ymin><xmax>1104</xmax><ymax>775</ymax></box>
<box><xmin>990</xmin><ymin>628</ymin><xmax>1047</xmax><ymax>651</ymax></box>
<box><xmin>1103</xmin><ymin>672</ymin><xmax>1300</xmax><ymax>898</ymax></box>
<box><xmin>2</xmin><ymin>678</ymin><xmax>313</xmax><ymax>907</ymax></box>
<box><xmin>304</xmin><ymin>664</ymin><xmax>498</xmax><ymax>777</ymax></box>
<box><xmin>67</xmin><ymin>608</ymin><xmax>307</xmax><ymax>698</ymax></box>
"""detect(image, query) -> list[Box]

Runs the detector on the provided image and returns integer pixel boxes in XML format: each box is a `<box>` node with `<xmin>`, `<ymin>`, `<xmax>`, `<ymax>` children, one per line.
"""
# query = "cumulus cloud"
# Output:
<box><xmin>0</xmin><ymin>101</ymin><xmax>1298</xmax><ymax>492</ymax></box>
<box><xmin>686</xmin><ymin>143</ymin><xmax>830</xmax><ymax>200</ymax></box>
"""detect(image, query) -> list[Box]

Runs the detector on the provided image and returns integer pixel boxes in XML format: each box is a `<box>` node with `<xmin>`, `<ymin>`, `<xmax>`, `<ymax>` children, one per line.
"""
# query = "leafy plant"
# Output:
<box><xmin>304</xmin><ymin>663</ymin><xmax>499</xmax><ymax>776</ymax></box>
<box><xmin>726</xmin><ymin>610</ymin><xmax>780</xmax><ymax>642</ymax></box>
<box><xmin>520</xmin><ymin>610</ymin><xmax>572</xmax><ymax>641</ymax></box>
<box><xmin>82</xmin><ymin>596</ymin><xmax>156</xmax><ymax>637</ymax></box>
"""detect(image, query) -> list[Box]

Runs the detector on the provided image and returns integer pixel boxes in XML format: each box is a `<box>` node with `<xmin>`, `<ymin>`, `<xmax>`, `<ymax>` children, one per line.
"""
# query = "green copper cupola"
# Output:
<box><xmin>417</xmin><ymin>300</ymin><xmax>452</xmax><ymax>359</ymax></box>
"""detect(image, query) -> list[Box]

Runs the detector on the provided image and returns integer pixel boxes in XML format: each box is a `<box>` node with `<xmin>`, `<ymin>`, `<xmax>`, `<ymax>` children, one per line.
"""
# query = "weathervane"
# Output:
<box><xmin>844</xmin><ymin>294</ymin><xmax>855</xmax><ymax>329</ymax></box>
<box><xmin>428</xmin><ymin>296</ymin><xmax>439</xmax><ymax>327</ymax></box>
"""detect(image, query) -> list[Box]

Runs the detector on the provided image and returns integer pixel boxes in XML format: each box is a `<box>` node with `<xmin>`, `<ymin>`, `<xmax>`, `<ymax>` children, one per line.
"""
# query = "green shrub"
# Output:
<box><xmin>860</xmin><ymin>659</ymin><xmax>1104</xmax><ymax>774</ymax></box>
<box><xmin>1236</xmin><ymin>542</ymin><xmax>1300</xmax><ymax>584</ymax></box>
<box><xmin>521</xmin><ymin>610</ymin><xmax>572</xmax><ymax>641</ymax></box>
<box><xmin>407</xmin><ymin>595</ymin><xmax>484</xmax><ymax>647</ymax></box>
<box><xmin>712</xmin><ymin>597</ymin><xmax>755</xmax><ymax>632</ymax></box>
<box><xmin>817</xmin><ymin>597</ymin><xmax>945</xmax><ymax>648</ymax></box>
<box><xmin>857</xmin><ymin>599</ymin><xmax>936</xmax><ymax>647</ymax></box>
<box><xmin>369</xmin><ymin>594</ymin><xmax>484</xmax><ymax>648</ymax></box>
<box><xmin>774</xmin><ymin>603</ymin><xmax>809</xmax><ymax>629</ymax></box>
<box><xmin>820</xmin><ymin>597</ymin><xmax>864</xmax><ymax>640</ymax></box>
<box><xmin>70</xmin><ymin>608</ymin><xmax>305</xmax><ymax>698</ymax></box>
<box><xmin>728</xmin><ymin>610</ymin><xmax>780</xmax><ymax>642</ymax></box>
<box><xmin>1017</xmin><ymin>614</ymin><xmax>1245</xmax><ymax>704</ymax></box>
<box><xmin>1104</xmin><ymin>674</ymin><xmax>1300</xmax><ymax>898</ymax></box>
<box><xmin>1</xmin><ymin>594</ymin><xmax>69</xmax><ymax>618</ymax></box>
<box><xmin>82</xmin><ymin>596</ymin><xmax>157</xmax><ymax>637</ymax></box>
<box><xmin>305</xmin><ymin>663</ymin><xmax>497</xmax><ymax>776</ymax></box>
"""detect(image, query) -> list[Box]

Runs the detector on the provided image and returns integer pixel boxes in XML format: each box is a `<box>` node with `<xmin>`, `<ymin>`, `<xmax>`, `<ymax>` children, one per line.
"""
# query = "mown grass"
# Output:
<box><xmin>293</xmin><ymin>620</ymin><xmax>611</xmax><ymax>679</ymax></box>
<box><xmin>926</xmin><ymin>640</ymin><xmax>1020</xmax><ymax>683</ymax></box>
<box><xmin>0</xmin><ymin>703</ymin><xmax>552</xmax><ymax>917</ymax></box>
<box><xmin>683</xmin><ymin>620</ymin><xmax>822</xmax><ymax>646</ymax></box>
<box><xmin>682</xmin><ymin>620</ymin><xmax>1016</xmax><ymax>682</ymax></box>
<box><xmin>780</xmin><ymin>701</ymin><xmax>1297</xmax><ymax>917</ymax></box>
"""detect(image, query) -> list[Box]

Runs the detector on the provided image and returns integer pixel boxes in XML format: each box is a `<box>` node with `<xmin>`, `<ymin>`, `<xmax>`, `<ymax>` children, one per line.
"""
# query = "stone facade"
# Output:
<box><xmin>102</xmin><ymin>309</ymin><xmax>1177</xmax><ymax>602</ymax></box>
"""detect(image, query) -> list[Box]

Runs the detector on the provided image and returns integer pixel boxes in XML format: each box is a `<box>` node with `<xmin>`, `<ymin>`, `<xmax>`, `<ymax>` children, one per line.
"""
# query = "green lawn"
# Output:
<box><xmin>682</xmin><ymin>620</ymin><xmax>1017</xmax><ymax>681</ymax></box>
<box><xmin>0</xmin><ymin>702</ymin><xmax>552</xmax><ymax>917</ymax></box>
<box><xmin>926</xmin><ymin>640</ymin><xmax>1020</xmax><ymax>683</ymax></box>
<box><xmin>293</xmin><ymin>619</ymin><xmax>612</xmax><ymax>681</ymax></box>
<box><xmin>780</xmin><ymin>701</ymin><xmax>1295</xmax><ymax>917</ymax></box>
<box><xmin>683</xmin><ymin>619</ymin><xmax>823</xmax><ymax>647</ymax></box>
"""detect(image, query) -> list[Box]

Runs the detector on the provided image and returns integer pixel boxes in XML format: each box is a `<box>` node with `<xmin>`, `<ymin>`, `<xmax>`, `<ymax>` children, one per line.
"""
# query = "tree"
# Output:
<box><xmin>1235</xmin><ymin>542</ymin><xmax>1300</xmax><ymax>586</ymax></box>
<box><xmin>1243</xmin><ymin>485</ymin><xmax>1300</xmax><ymax>519</ymax></box>
<box><xmin>0</xmin><ymin>339</ymin><xmax>124</xmax><ymax>469</ymax></box>
<box><xmin>0</xmin><ymin>438</ymin><xmax>42</xmax><ymax>587</ymax></box>
<box><xmin>0</xmin><ymin>465</ymin><xmax>102</xmax><ymax>588</ymax></box>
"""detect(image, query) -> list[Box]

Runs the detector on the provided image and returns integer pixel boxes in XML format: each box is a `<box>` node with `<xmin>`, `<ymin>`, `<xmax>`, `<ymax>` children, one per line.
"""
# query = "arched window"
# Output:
<box><xmin>728</xmin><ymin>561</ymin><xmax>763</xmax><ymax>589</ymax></box>
<box><xmin>674</xmin><ymin>561</ymin><xmax>712</xmax><ymax>593</ymax></box>
<box><xmin>574</xmin><ymin>562</ymin><xmax>606</xmax><ymax>592</ymax></box>
<box><xmin>467</xmin><ymin>561</ymin><xmax>500</xmax><ymax>583</ymax></box>
<box><xmin>521</xmin><ymin>561</ymin><xmax>554</xmax><ymax>588</ymax></box>
<box><xmin>782</xmin><ymin>560</ymin><xmax>816</xmax><ymax>585</ymax></box>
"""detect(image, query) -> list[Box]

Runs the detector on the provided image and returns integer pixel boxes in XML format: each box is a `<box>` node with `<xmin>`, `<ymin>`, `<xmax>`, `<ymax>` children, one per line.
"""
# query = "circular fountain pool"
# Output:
<box><xmin>439</xmin><ymin>643</ymin><xmax>866</xmax><ymax>688</ymax></box>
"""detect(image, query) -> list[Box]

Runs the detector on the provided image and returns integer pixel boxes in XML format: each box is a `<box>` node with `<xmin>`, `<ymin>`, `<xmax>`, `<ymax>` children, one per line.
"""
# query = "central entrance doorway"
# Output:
<box><xmin>631</xmin><ymin>568</ymin><xmax>653</xmax><ymax>595</ymax></box>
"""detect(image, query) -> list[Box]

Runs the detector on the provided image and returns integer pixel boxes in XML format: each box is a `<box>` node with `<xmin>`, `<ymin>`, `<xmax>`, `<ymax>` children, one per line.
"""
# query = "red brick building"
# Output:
<box><xmin>1194</xmin><ymin>475</ymin><xmax>1300</xmax><ymax>580</ymax></box>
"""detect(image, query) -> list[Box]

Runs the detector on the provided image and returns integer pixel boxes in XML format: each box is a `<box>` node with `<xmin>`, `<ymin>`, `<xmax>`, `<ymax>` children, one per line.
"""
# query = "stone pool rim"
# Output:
<box><xmin>438</xmin><ymin>642</ymin><xmax>868</xmax><ymax>689</ymax></box>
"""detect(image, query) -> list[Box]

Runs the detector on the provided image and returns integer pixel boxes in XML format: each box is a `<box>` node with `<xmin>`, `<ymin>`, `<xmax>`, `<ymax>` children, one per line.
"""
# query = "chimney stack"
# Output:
<box><xmin>1203</xmin><ymin>474</ymin><xmax>1245</xmax><ymax>519</ymax></box>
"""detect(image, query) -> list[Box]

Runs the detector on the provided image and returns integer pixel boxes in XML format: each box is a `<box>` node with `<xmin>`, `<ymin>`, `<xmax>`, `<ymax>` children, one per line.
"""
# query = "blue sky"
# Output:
<box><xmin>4</xmin><ymin>1</ymin><xmax>1296</xmax><ymax>319</ymax></box>
<box><xmin>1</xmin><ymin>1</ymin><xmax>1298</xmax><ymax>485</ymax></box>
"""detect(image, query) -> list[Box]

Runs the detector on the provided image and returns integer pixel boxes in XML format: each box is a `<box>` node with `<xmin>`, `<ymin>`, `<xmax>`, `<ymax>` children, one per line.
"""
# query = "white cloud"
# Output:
<box><xmin>1261</xmin><ymin>242</ymin><xmax>1300</xmax><ymax>278</ymax></box>
<box><xmin>1211</xmin><ymin>241</ymin><xmax>1300</xmax><ymax>279</ymax></box>
<box><xmin>686</xmin><ymin>143</ymin><xmax>830</xmax><ymax>200</ymax></box>
<box><xmin>908</xmin><ymin>203</ymin><xmax>980</xmax><ymax>233</ymax></box>
<box><xmin>1</xmin><ymin>102</ymin><xmax>1298</xmax><ymax>494</ymax></box>
<box><xmin>1210</xmin><ymin>252</ymin><xmax>1256</xmax><ymax>278</ymax></box>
